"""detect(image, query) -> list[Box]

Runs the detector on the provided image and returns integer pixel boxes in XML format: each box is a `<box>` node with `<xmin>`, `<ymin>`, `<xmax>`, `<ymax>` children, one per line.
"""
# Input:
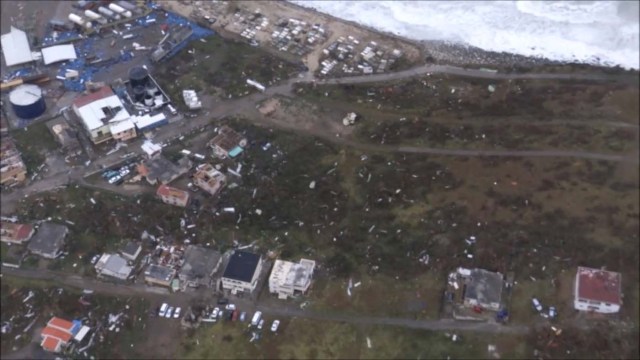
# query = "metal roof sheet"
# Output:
<box><xmin>1</xmin><ymin>27</ymin><xmax>34</xmax><ymax>66</ymax></box>
<box><xmin>41</xmin><ymin>44</ymin><xmax>77</xmax><ymax>65</ymax></box>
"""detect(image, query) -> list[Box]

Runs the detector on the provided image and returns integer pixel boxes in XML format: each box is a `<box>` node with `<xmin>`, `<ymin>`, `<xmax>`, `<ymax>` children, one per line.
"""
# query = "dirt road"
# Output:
<box><xmin>316</xmin><ymin>63</ymin><xmax>639</xmax><ymax>86</ymax></box>
<box><xmin>1</xmin><ymin>267</ymin><xmax>528</xmax><ymax>335</ymax></box>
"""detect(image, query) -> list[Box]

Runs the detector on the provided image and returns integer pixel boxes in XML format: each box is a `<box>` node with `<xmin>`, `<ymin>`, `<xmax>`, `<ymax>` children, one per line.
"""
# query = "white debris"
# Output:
<box><xmin>255</xmin><ymin>209</ymin><xmax>262</xmax><ymax>215</ymax></box>
<box><xmin>309</xmin><ymin>181</ymin><xmax>316</xmax><ymax>189</ymax></box>
<box><xmin>366</xmin><ymin>337</ymin><xmax>372</xmax><ymax>348</ymax></box>
<box><xmin>90</xmin><ymin>198</ymin><xmax>96</xmax><ymax>205</ymax></box>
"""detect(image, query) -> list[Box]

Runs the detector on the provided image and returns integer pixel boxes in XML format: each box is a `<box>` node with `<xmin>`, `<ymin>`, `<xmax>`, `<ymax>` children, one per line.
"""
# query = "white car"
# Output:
<box><xmin>532</xmin><ymin>298</ymin><xmax>543</xmax><ymax>312</ymax></box>
<box><xmin>173</xmin><ymin>307</ymin><xmax>181</xmax><ymax>319</ymax></box>
<box><xmin>257</xmin><ymin>319</ymin><xmax>264</xmax><ymax>330</ymax></box>
<box><xmin>165</xmin><ymin>307</ymin><xmax>174</xmax><ymax>318</ymax></box>
<box><xmin>211</xmin><ymin>307</ymin><xmax>219</xmax><ymax>321</ymax></box>
<box><xmin>108</xmin><ymin>174</ymin><xmax>122</xmax><ymax>184</ymax></box>
<box><xmin>225</xmin><ymin>304</ymin><xmax>236</xmax><ymax>311</ymax></box>
<box><xmin>270</xmin><ymin>320</ymin><xmax>280</xmax><ymax>332</ymax></box>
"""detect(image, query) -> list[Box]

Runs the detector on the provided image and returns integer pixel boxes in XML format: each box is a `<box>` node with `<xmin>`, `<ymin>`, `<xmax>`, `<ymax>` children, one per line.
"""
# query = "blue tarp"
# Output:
<box><xmin>71</xmin><ymin>320</ymin><xmax>83</xmax><ymax>335</ymax></box>
<box><xmin>228</xmin><ymin>146</ymin><xmax>244</xmax><ymax>158</ymax></box>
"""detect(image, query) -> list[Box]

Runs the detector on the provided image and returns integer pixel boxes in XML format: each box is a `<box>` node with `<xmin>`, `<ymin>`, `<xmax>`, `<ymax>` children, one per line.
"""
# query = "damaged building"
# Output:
<box><xmin>156</xmin><ymin>184</ymin><xmax>190</xmax><ymax>207</ymax></box>
<box><xmin>72</xmin><ymin>86</ymin><xmax>137</xmax><ymax>144</ymax></box>
<box><xmin>178</xmin><ymin>245</ymin><xmax>222</xmax><ymax>288</ymax></box>
<box><xmin>27</xmin><ymin>222</ymin><xmax>69</xmax><ymax>259</ymax></box>
<box><xmin>455</xmin><ymin>267</ymin><xmax>504</xmax><ymax>312</ymax></box>
<box><xmin>144</xmin><ymin>263</ymin><xmax>176</xmax><ymax>288</ymax></box>
<box><xmin>46</xmin><ymin>118</ymin><xmax>82</xmax><ymax>156</ymax></box>
<box><xmin>207</xmin><ymin>125</ymin><xmax>247</xmax><ymax>159</ymax></box>
<box><xmin>221</xmin><ymin>250</ymin><xmax>263</xmax><ymax>295</ymax></box>
<box><xmin>94</xmin><ymin>253</ymin><xmax>133</xmax><ymax>280</ymax></box>
<box><xmin>574</xmin><ymin>266</ymin><xmax>622</xmax><ymax>314</ymax></box>
<box><xmin>136</xmin><ymin>155</ymin><xmax>191</xmax><ymax>185</ymax></box>
<box><xmin>0</xmin><ymin>135</ymin><xmax>27</xmax><ymax>187</ymax></box>
<box><xmin>0</xmin><ymin>221</ymin><xmax>35</xmax><ymax>244</ymax></box>
<box><xmin>192</xmin><ymin>163</ymin><xmax>226</xmax><ymax>196</ymax></box>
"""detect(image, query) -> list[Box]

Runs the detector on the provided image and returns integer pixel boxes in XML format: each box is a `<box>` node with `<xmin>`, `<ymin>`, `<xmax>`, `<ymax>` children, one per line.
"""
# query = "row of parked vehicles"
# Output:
<box><xmin>101</xmin><ymin>163</ymin><xmax>135</xmax><ymax>185</ymax></box>
<box><xmin>202</xmin><ymin>301</ymin><xmax>280</xmax><ymax>332</ymax></box>
<box><xmin>158</xmin><ymin>303</ymin><xmax>181</xmax><ymax>319</ymax></box>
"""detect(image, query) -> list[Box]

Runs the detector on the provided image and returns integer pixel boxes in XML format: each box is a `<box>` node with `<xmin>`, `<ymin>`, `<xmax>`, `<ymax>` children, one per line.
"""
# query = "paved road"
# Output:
<box><xmin>2</xmin><ymin>267</ymin><xmax>527</xmax><ymax>334</ymax></box>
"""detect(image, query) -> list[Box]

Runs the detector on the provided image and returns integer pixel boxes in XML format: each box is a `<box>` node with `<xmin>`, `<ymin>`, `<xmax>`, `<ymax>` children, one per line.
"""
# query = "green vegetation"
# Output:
<box><xmin>9</xmin><ymin>121</ymin><xmax>58</xmax><ymax>174</ymax></box>
<box><xmin>155</xmin><ymin>35</ymin><xmax>300</xmax><ymax>109</ymax></box>
<box><xmin>180</xmin><ymin>317</ymin><xmax>528</xmax><ymax>359</ymax></box>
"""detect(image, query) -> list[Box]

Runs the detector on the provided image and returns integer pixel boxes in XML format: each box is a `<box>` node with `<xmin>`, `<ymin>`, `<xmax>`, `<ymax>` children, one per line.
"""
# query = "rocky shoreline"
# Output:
<box><xmin>284</xmin><ymin>1</ymin><xmax>637</xmax><ymax>76</ymax></box>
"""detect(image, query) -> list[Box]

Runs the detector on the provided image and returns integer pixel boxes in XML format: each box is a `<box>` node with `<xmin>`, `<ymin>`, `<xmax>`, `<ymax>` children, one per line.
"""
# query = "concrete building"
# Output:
<box><xmin>574</xmin><ymin>266</ymin><xmax>622</xmax><ymax>314</ymax></box>
<box><xmin>27</xmin><ymin>222</ymin><xmax>68</xmax><ymax>259</ymax></box>
<box><xmin>120</xmin><ymin>241</ymin><xmax>142</xmax><ymax>262</ymax></box>
<box><xmin>207</xmin><ymin>125</ymin><xmax>247</xmax><ymax>159</ymax></box>
<box><xmin>72</xmin><ymin>86</ymin><xmax>135</xmax><ymax>144</ymax></box>
<box><xmin>156</xmin><ymin>184</ymin><xmax>190</xmax><ymax>207</ymax></box>
<box><xmin>221</xmin><ymin>250</ymin><xmax>263</xmax><ymax>295</ymax></box>
<box><xmin>40</xmin><ymin>317</ymin><xmax>80</xmax><ymax>353</ymax></box>
<box><xmin>141</xmin><ymin>140</ymin><xmax>162</xmax><ymax>160</ymax></box>
<box><xmin>269</xmin><ymin>258</ymin><xmax>316</xmax><ymax>299</ymax></box>
<box><xmin>178</xmin><ymin>245</ymin><xmax>222</xmax><ymax>288</ymax></box>
<box><xmin>193</xmin><ymin>163</ymin><xmax>226</xmax><ymax>196</ymax></box>
<box><xmin>0</xmin><ymin>222</ymin><xmax>34</xmax><ymax>244</ymax></box>
<box><xmin>94</xmin><ymin>253</ymin><xmax>133</xmax><ymax>280</ymax></box>
<box><xmin>136</xmin><ymin>156</ymin><xmax>191</xmax><ymax>185</ymax></box>
<box><xmin>0</xmin><ymin>135</ymin><xmax>27</xmax><ymax>186</ymax></box>
<box><xmin>460</xmin><ymin>268</ymin><xmax>504</xmax><ymax>312</ymax></box>
<box><xmin>144</xmin><ymin>264</ymin><xmax>176</xmax><ymax>287</ymax></box>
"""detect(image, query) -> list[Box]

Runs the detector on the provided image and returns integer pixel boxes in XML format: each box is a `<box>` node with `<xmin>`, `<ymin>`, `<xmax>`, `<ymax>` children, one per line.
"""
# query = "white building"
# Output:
<box><xmin>221</xmin><ymin>251</ymin><xmax>263</xmax><ymax>295</ymax></box>
<box><xmin>268</xmin><ymin>258</ymin><xmax>315</xmax><ymax>299</ymax></box>
<box><xmin>574</xmin><ymin>266</ymin><xmax>622</xmax><ymax>314</ymax></box>
<box><xmin>1</xmin><ymin>26</ymin><xmax>35</xmax><ymax>67</ymax></box>
<box><xmin>94</xmin><ymin>253</ymin><xmax>133</xmax><ymax>280</ymax></box>
<box><xmin>72</xmin><ymin>86</ymin><xmax>134</xmax><ymax>144</ymax></box>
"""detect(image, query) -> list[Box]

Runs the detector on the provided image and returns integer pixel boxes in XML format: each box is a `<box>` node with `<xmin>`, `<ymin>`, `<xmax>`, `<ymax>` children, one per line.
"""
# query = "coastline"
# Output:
<box><xmin>283</xmin><ymin>1</ymin><xmax>638</xmax><ymax>75</ymax></box>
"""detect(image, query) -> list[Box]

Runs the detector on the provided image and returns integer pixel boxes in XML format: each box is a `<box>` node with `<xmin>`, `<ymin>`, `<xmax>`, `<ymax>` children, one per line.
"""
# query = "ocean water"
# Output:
<box><xmin>291</xmin><ymin>0</ymin><xmax>640</xmax><ymax>70</ymax></box>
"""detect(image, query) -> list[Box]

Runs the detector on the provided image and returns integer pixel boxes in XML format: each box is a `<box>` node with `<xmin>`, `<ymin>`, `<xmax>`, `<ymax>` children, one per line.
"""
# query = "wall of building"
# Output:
<box><xmin>112</xmin><ymin>127</ymin><xmax>137</xmax><ymax>142</ymax></box>
<box><xmin>145</xmin><ymin>277</ymin><xmax>171</xmax><ymax>287</ymax></box>
<box><xmin>574</xmin><ymin>298</ymin><xmax>620</xmax><ymax>313</ymax></box>
<box><xmin>160</xmin><ymin>194</ymin><xmax>188</xmax><ymax>207</ymax></box>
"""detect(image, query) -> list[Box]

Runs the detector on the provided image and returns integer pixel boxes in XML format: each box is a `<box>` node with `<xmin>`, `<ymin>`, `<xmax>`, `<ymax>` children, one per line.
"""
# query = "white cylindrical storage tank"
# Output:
<box><xmin>9</xmin><ymin>84</ymin><xmax>47</xmax><ymax>119</ymax></box>
<box><xmin>109</xmin><ymin>3</ymin><xmax>126</xmax><ymax>14</ymax></box>
<box><xmin>144</xmin><ymin>95</ymin><xmax>154</xmax><ymax>106</ymax></box>
<box><xmin>121</xmin><ymin>10</ymin><xmax>132</xmax><ymax>18</ymax></box>
<box><xmin>68</xmin><ymin>13</ymin><xmax>85</xmax><ymax>27</ymax></box>
<box><xmin>84</xmin><ymin>10</ymin><xmax>101</xmax><ymax>20</ymax></box>
<box><xmin>98</xmin><ymin>6</ymin><xmax>117</xmax><ymax>19</ymax></box>
<box><xmin>118</xmin><ymin>1</ymin><xmax>137</xmax><ymax>11</ymax></box>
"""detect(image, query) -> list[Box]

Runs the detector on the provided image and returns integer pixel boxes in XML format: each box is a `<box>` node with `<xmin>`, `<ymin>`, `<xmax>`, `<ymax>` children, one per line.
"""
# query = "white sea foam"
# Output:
<box><xmin>291</xmin><ymin>0</ymin><xmax>639</xmax><ymax>69</ymax></box>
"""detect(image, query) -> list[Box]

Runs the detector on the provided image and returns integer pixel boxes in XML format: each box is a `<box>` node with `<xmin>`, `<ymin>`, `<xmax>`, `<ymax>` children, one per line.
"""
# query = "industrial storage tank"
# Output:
<box><xmin>98</xmin><ymin>6</ymin><xmax>119</xmax><ymax>20</ymax></box>
<box><xmin>144</xmin><ymin>94</ymin><xmax>154</xmax><ymax>106</ymax></box>
<box><xmin>108</xmin><ymin>3</ymin><xmax>126</xmax><ymax>14</ymax></box>
<box><xmin>68</xmin><ymin>13</ymin><xmax>92</xmax><ymax>29</ymax></box>
<box><xmin>132</xmin><ymin>85</ymin><xmax>145</xmax><ymax>103</ymax></box>
<box><xmin>9</xmin><ymin>84</ymin><xmax>46</xmax><ymax>119</ymax></box>
<box><xmin>84</xmin><ymin>10</ymin><xmax>107</xmax><ymax>25</ymax></box>
<box><xmin>129</xmin><ymin>66</ymin><xmax>149</xmax><ymax>88</ymax></box>
<box><xmin>145</xmin><ymin>82</ymin><xmax>158</xmax><ymax>96</ymax></box>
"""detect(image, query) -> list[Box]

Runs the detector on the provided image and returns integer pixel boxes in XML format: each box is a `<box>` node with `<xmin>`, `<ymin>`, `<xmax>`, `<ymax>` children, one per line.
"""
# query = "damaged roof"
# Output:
<box><xmin>27</xmin><ymin>222</ymin><xmax>68</xmax><ymax>256</ymax></box>
<box><xmin>179</xmin><ymin>245</ymin><xmax>221</xmax><ymax>280</ymax></box>
<box><xmin>576</xmin><ymin>266</ymin><xmax>622</xmax><ymax>305</ymax></box>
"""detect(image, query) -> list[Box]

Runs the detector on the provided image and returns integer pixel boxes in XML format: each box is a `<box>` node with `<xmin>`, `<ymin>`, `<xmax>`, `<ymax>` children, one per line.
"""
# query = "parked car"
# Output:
<box><xmin>158</xmin><ymin>303</ymin><xmax>168</xmax><ymax>317</ymax></box>
<box><xmin>211</xmin><ymin>307</ymin><xmax>219</xmax><ymax>321</ymax></box>
<box><xmin>165</xmin><ymin>307</ymin><xmax>174</xmax><ymax>318</ymax></box>
<box><xmin>119</xmin><ymin>168</ymin><xmax>130</xmax><ymax>177</ymax></box>
<box><xmin>173</xmin><ymin>307</ymin><xmax>181</xmax><ymax>319</ymax></box>
<box><xmin>239</xmin><ymin>312</ymin><xmax>247</xmax><ymax>322</ymax></box>
<box><xmin>232</xmin><ymin>310</ymin><xmax>239</xmax><ymax>322</ymax></box>
<box><xmin>532</xmin><ymin>298</ymin><xmax>543</xmax><ymax>312</ymax></box>
<box><xmin>108</xmin><ymin>174</ymin><xmax>122</xmax><ymax>185</ymax></box>
<box><xmin>102</xmin><ymin>170</ymin><xmax>118</xmax><ymax>179</ymax></box>
<box><xmin>257</xmin><ymin>319</ymin><xmax>264</xmax><ymax>330</ymax></box>
<box><xmin>270</xmin><ymin>320</ymin><xmax>280</xmax><ymax>332</ymax></box>
<box><xmin>548</xmin><ymin>306</ymin><xmax>557</xmax><ymax>318</ymax></box>
<box><xmin>262</xmin><ymin>142</ymin><xmax>272</xmax><ymax>151</ymax></box>
<box><xmin>225</xmin><ymin>304</ymin><xmax>236</xmax><ymax>311</ymax></box>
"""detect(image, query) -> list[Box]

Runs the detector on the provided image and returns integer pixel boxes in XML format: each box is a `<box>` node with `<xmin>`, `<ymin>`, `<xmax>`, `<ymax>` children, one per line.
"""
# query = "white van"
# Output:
<box><xmin>194</xmin><ymin>153</ymin><xmax>205</xmax><ymax>160</ymax></box>
<box><xmin>251</xmin><ymin>311</ymin><xmax>262</xmax><ymax>326</ymax></box>
<box><xmin>159</xmin><ymin>303</ymin><xmax>169</xmax><ymax>317</ymax></box>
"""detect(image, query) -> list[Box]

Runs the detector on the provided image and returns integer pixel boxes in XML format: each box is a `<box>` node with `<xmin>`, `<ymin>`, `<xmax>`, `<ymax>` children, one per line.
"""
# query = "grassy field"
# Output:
<box><xmin>155</xmin><ymin>35</ymin><xmax>301</xmax><ymax>109</ymax></box>
<box><xmin>180</xmin><ymin>317</ymin><xmax>529</xmax><ymax>359</ymax></box>
<box><xmin>9</xmin><ymin>121</ymin><xmax>59</xmax><ymax>174</ymax></box>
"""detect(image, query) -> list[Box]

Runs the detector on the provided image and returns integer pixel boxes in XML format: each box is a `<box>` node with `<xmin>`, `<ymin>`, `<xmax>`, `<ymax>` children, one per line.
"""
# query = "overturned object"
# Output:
<box><xmin>342</xmin><ymin>112</ymin><xmax>357</xmax><ymax>126</ymax></box>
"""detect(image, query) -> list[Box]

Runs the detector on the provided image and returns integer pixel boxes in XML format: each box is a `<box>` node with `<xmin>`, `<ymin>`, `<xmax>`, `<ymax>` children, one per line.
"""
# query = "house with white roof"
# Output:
<box><xmin>268</xmin><ymin>258</ymin><xmax>316</xmax><ymax>299</ymax></box>
<box><xmin>1</xmin><ymin>26</ymin><xmax>35</xmax><ymax>67</ymax></box>
<box><xmin>72</xmin><ymin>86</ymin><xmax>136</xmax><ymax>144</ymax></box>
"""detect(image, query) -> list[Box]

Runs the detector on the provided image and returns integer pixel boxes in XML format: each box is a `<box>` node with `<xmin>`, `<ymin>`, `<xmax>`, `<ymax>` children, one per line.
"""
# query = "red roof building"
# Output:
<box><xmin>156</xmin><ymin>184</ymin><xmax>190</xmax><ymax>207</ymax></box>
<box><xmin>40</xmin><ymin>317</ymin><xmax>75</xmax><ymax>353</ymax></box>
<box><xmin>0</xmin><ymin>222</ymin><xmax>35</xmax><ymax>244</ymax></box>
<box><xmin>574</xmin><ymin>266</ymin><xmax>622</xmax><ymax>314</ymax></box>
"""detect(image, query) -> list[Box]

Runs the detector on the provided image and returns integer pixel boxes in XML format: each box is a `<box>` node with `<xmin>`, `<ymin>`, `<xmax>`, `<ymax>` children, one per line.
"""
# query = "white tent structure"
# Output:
<box><xmin>1</xmin><ymin>26</ymin><xmax>34</xmax><ymax>67</ymax></box>
<box><xmin>41</xmin><ymin>44</ymin><xmax>77</xmax><ymax>65</ymax></box>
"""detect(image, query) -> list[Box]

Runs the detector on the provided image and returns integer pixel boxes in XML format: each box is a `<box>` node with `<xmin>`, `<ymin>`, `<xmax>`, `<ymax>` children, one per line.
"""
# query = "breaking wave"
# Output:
<box><xmin>291</xmin><ymin>0</ymin><xmax>640</xmax><ymax>69</ymax></box>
